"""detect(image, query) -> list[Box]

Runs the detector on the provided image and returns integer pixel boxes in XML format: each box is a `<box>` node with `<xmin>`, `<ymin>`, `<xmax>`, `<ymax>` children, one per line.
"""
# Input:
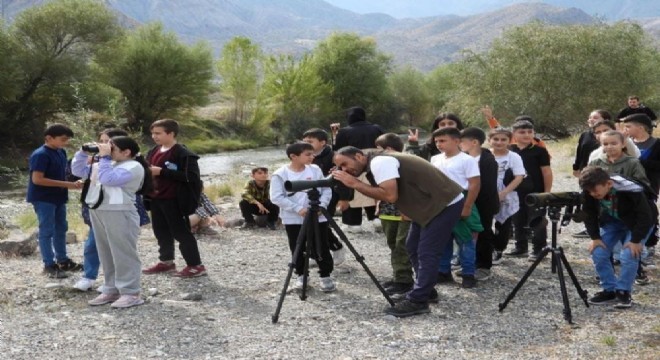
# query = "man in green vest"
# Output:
<box><xmin>333</xmin><ymin>146</ymin><xmax>464</xmax><ymax>317</ymax></box>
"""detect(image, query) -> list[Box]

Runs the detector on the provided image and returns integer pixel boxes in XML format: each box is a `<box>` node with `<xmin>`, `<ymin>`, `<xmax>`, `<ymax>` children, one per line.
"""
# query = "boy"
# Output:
<box><xmin>142</xmin><ymin>119</ymin><xmax>206</xmax><ymax>278</ymax></box>
<box><xmin>27</xmin><ymin>123</ymin><xmax>83</xmax><ymax>278</ymax></box>
<box><xmin>507</xmin><ymin>119</ymin><xmax>553</xmax><ymax>261</ymax></box>
<box><xmin>430</xmin><ymin>128</ymin><xmax>483</xmax><ymax>288</ymax></box>
<box><xmin>373</xmin><ymin>133</ymin><xmax>414</xmax><ymax>296</ymax></box>
<box><xmin>579</xmin><ymin>166</ymin><xmax>655</xmax><ymax>308</ymax></box>
<box><xmin>460</xmin><ymin>127</ymin><xmax>499</xmax><ymax>280</ymax></box>
<box><xmin>302</xmin><ymin>128</ymin><xmax>347</xmax><ymax>265</ymax></box>
<box><xmin>239</xmin><ymin>167</ymin><xmax>279</xmax><ymax>230</ymax></box>
<box><xmin>269</xmin><ymin>142</ymin><xmax>336</xmax><ymax>292</ymax></box>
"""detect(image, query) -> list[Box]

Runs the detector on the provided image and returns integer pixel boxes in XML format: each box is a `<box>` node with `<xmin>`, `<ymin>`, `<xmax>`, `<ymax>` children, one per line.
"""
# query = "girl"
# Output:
<box><xmin>407</xmin><ymin>113</ymin><xmax>464</xmax><ymax>161</ymax></box>
<box><xmin>588</xmin><ymin>130</ymin><xmax>649</xmax><ymax>187</ymax></box>
<box><xmin>488</xmin><ymin>128</ymin><xmax>525</xmax><ymax>264</ymax></box>
<box><xmin>588</xmin><ymin>120</ymin><xmax>640</xmax><ymax>163</ymax></box>
<box><xmin>573</xmin><ymin>110</ymin><xmax>609</xmax><ymax>178</ymax></box>
<box><xmin>84</xmin><ymin>136</ymin><xmax>152</xmax><ymax>308</ymax></box>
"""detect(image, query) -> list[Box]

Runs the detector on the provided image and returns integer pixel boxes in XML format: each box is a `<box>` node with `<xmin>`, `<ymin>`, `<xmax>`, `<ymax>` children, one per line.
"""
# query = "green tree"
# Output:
<box><xmin>0</xmin><ymin>24</ymin><xmax>21</xmax><ymax>104</ymax></box>
<box><xmin>1</xmin><ymin>0</ymin><xmax>120</xmax><ymax>146</ymax></box>
<box><xmin>389</xmin><ymin>65</ymin><xmax>432</xmax><ymax>128</ymax></box>
<box><xmin>311</xmin><ymin>32</ymin><xmax>392</xmax><ymax>113</ymax></box>
<box><xmin>450</xmin><ymin>22</ymin><xmax>658</xmax><ymax>136</ymax></box>
<box><xmin>96</xmin><ymin>23</ymin><xmax>214</xmax><ymax>134</ymax></box>
<box><xmin>258</xmin><ymin>54</ymin><xmax>333</xmax><ymax>142</ymax></box>
<box><xmin>217</xmin><ymin>36</ymin><xmax>261</xmax><ymax>123</ymax></box>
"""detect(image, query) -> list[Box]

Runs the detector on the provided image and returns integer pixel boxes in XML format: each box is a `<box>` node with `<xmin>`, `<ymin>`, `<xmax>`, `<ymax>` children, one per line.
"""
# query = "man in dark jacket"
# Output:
<box><xmin>617</xmin><ymin>96</ymin><xmax>657</xmax><ymax>122</ymax></box>
<box><xmin>330</xmin><ymin>107</ymin><xmax>384</xmax><ymax>230</ymax></box>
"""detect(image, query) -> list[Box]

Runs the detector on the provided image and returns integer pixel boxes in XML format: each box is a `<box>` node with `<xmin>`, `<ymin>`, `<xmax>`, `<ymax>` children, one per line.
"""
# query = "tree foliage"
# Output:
<box><xmin>449</xmin><ymin>22</ymin><xmax>658</xmax><ymax>136</ymax></box>
<box><xmin>96</xmin><ymin>22</ymin><xmax>214</xmax><ymax>134</ymax></box>
<box><xmin>217</xmin><ymin>36</ymin><xmax>261</xmax><ymax>123</ymax></box>
<box><xmin>389</xmin><ymin>65</ymin><xmax>433</xmax><ymax>128</ymax></box>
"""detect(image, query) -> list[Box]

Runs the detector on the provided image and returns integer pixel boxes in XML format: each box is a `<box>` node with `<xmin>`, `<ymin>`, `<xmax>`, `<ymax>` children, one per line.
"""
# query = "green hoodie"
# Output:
<box><xmin>588</xmin><ymin>154</ymin><xmax>650</xmax><ymax>187</ymax></box>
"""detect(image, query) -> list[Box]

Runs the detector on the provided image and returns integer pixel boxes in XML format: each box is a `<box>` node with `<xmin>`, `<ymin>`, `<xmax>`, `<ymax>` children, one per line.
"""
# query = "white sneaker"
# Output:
<box><xmin>294</xmin><ymin>275</ymin><xmax>305</xmax><ymax>289</ymax></box>
<box><xmin>73</xmin><ymin>277</ymin><xmax>95</xmax><ymax>291</ymax></box>
<box><xmin>370</xmin><ymin>218</ymin><xmax>383</xmax><ymax>233</ymax></box>
<box><xmin>345</xmin><ymin>225</ymin><xmax>363</xmax><ymax>233</ymax></box>
<box><xmin>110</xmin><ymin>294</ymin><xmax>144</xmax><ymax>309</ymax></box>
<box><xmin>319</xmin><ymin>277</ymin><xmax>336</xmax><ymax>292</ymax></box>
<box><xmin>332</xmin><ymin>247</ymin><xmax>346</xmax><ymax>266</ymax></box>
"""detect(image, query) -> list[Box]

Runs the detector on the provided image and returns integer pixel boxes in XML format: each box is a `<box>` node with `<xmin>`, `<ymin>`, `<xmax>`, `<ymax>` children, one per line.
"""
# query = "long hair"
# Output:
<box><xmin>110</xmin><ymin>136</ymin><xmax>153</xmax><ymax>195</ymax></box>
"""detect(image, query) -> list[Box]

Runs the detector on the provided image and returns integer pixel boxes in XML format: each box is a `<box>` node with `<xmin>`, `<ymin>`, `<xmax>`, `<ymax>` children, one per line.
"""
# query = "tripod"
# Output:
<box><xmin>498</xmin><ymin>206</ymin><xmax>590</xmax><ymax>324</ymax></box>
<box><xmin>272</xmin><ymin>188</ymin><xmax>394</xmax><ymax>323</ymax></box>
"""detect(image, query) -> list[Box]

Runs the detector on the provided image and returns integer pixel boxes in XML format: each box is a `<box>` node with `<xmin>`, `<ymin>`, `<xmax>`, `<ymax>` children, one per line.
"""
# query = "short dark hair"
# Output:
<box><xmin>302</xmin><ymin>128</ymin><xmax>329</xmax><ymax>143</ymax></box>
<box><xmin>460</xmin><ymin>127</ymin><xmax>486</xmax><ymax>145</ymax></box>
<box><xmin>591</xmin><ymin>119</ymin><xmax>616</xmax><ymax>131</ymax></box>
<box><xmin>375</xmin><ymin>133</ymin><xmax>404</xmax><ymax>152</ymax></box>
<box><xmin>592</xmin><ymin>109</ymin><xmax>612</xmax><ymax>121</ymax></box>
<box><xmin>44</xmin><ymin>123</ymin><xmax>74</xmax><ymax>138</ymax></box>
<box><xmin>514</xmin><ymin>115</ymin><xmax>535</xmax><ymax>124</ymax></box>
<box><xmin>488</xmin><ymin>128</ymin><xmax>512</xmax><ymax>140</ymax></box>
<box><xmin>432</xmin><ymin>127</ymin><xmax>461</xmax><ymax>140</ymax></box>
<box><xmin>251</xmin><ymin>166</ymin><xmax>268</xmax><ymax>174</ymax></box>
<box><xmin>432</xmin><ymin>112</ymin><xmax>464</xmax><ymax>130</ymax></box>
<box><xmin>150</xmin><ymin>119</ymin><xmax>179</xmax><ymax>136</ymax></box>
<box><xmin>286</xmin><ymin>141</ymin><xmax>314</xmax><ymax>158</ymax></box>
<box><xmin>512</xmin><ymin>119</ymin><xmax>534</xmax><ymax>131</ymax></box>
<box><xmin>628</xmin><ymin>95</ymin><xmax>639</xmax><ymax>101</ymax></box>
<box><xmin>100</xmin><ymin>128</ymin><xmax>129</xmax><ymax>139</ymax></box>
<box><xmin>336</xmin><ymin>146</ymin><xmax>363</xmax><ymax>159</ymax></box>
<box><xmin>579</xmin><ymin>166</ymin><xmax>611</xmax><ymax>191</ymax></box>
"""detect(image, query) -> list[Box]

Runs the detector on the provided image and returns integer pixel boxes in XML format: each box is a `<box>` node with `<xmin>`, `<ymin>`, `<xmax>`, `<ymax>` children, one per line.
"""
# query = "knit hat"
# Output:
<box><xmin>347</xmin><ymin>107</ymin><xmax>366</xmax><ymax>124</ymax></box>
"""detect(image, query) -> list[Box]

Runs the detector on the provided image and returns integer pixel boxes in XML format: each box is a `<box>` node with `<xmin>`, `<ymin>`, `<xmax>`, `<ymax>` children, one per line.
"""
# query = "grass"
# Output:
<box><xmin>186</xmin><ymin>138</ymin><xmax>258</xmax><ymax>155</ymax></box>
<box><xmin>14</xmin><ymin>198</ymin><xmax>88</xmax><ymax>239</ymax></box>
<box><xmin>204</xmin><ymin>170</ymin><xmax>251</xmax><ymax>202</ymax></box>
<box><xmin>602</xmin><ymin>336</ymin><xmax>617</xmax><ymax>347</ymax></box>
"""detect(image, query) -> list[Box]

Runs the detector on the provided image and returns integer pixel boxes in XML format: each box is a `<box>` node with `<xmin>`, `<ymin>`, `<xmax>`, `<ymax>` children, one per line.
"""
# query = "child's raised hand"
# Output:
<box><xmin>97</xmin><ymin>143</ymin><xmax>111</xmax><ymax>156</ymax></box>
<box><xmin>408</xmin><ymin>128</ymin><xmax>419</xmax><ymax>142</ymax></box>
<box><xmin>481</xmin><ymin>105</ymin><xmax>493</xmax><ymax>119</ymax></box>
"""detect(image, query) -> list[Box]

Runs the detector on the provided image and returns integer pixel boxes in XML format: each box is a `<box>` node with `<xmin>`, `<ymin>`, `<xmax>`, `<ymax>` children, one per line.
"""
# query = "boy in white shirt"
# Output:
<box><xmin>430</xmin><ymin>127</ymin><xmax>483</xmax><ymax>288</ymax></box>
<box><xmin>270</xmin><ymin>142</ymin><xmax>336</xmax><ymax>292</ymax></box>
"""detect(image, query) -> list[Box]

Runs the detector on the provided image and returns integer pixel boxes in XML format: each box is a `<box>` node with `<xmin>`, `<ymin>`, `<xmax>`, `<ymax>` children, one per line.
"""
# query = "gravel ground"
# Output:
<box><xmin>0</xmin><ymin>154</ymin><xmax>659</xmax><ymax>359</ymax></box>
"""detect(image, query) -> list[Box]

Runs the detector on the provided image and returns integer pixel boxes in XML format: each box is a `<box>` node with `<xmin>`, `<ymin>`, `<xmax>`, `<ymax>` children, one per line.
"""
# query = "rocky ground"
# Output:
<box><xmin>0</xmin><ymin>152</ymin><xmax>658</xmax><ymax>359</ymax></box>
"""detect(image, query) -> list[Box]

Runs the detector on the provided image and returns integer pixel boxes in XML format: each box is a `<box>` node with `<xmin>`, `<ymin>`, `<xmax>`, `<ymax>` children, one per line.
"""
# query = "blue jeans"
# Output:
<box><xmin>439</xmin><ymin>236</ymin><xmax>476</xmax><ymax>276</ymax></box>
<box><xmin>83</xmin><ymin>225</ymin><xmax>100</xmax><ymax>280</ymax></box>
<box><xmin>32</xmin><ymin>201</ymin><xmax>69</xmax><ymax>267</ymax></box>
<box><xmin>592</xmin><ymin>220</ymin><xmax>652</xmax><ymax>292</ymax></box>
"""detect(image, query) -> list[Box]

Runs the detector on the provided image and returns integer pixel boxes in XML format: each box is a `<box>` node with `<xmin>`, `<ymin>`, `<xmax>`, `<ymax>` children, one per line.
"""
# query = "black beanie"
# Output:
<box><xmin>347</xmin><ymin>107</ymin><xmax>366</xmax><ymax>124</ymax></box>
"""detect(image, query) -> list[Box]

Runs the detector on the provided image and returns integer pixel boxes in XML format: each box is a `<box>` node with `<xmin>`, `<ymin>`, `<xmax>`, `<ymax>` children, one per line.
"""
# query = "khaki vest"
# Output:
<box><xmin>367</xmin><ymin>151</ymin><xmax>462</xmax><ymax>227</ymax></box>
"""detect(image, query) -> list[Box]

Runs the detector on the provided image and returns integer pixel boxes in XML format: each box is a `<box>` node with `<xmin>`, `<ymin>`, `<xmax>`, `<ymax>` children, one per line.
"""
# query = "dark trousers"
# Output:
<box><xmin>239</xmin><ymin>199</ymin><xmax>279</xmax><ymax>223</ymax></box>
<box><xmin>406</xmin><ymin>200</ymin><xmax>463</xmax><ymax>303</ymax></box>
<box><xmin>341</xmin><ymin>206</ymin><xmax>377</xmax><ymax>226</ymax></box>
<box><xmin>151</xmin><ymin>198</ymin><xmax>202</xmax><ymax>266</ymax></box>
<box><xmin>285</xmin><ymin>223</ymin><xmax>333</xmax><ymax>278</ymax></box>
<box><xmin>513</xmin><ymin>207</ymin><xmax>548</xmax><ymax>254</ymax></box>
<box><xmin>475</xmin><ymin>210</ymin><xmax>495</xmax><ymax>269</ymax></box>
<box><xmin>493</xmin><ymin>217</ymin><xmax>513</xmax><ymax>252</ymax></box>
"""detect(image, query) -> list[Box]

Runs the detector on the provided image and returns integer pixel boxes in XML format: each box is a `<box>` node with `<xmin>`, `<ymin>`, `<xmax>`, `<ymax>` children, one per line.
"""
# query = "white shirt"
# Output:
<box><xmin>493</xmin><ymin>151</ymin><xmax>525</xmax><ymax>223</ymax></box>
<box><xmin>430</xmin><ymin>152</ymin><xmax>480</xmax><ymax>190</ymax></box>
<box><xmin>269</xmin><ymin>164</ymin><xmax>331</xmax><ymax>225</ymax></box>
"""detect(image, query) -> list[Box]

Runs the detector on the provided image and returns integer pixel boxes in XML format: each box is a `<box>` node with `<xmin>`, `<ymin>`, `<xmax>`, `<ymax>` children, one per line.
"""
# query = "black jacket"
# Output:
<box><xmin>617</xmin><ymin>105</ymin><xmax>657</xmax><ymax>121</ymax></box>
<box><xmin>313</xmin><ymin>145</ymin><xmax>335</xmax><ymax>176</ymax></box>
<box><xmin>333</xmin><ymin>121</ymin><xmax>384</xmax><ymax>150</ymax></box>
<box><xmin>573</xmin><ymin>130</ymin><xmax>599</xmax><ymax>171</ymax></box>
<box><xmin>583</xmin><ymin>176</ymin><xmax>655</xmax><ymax>244</ymax></box>
<box><xmin>638</xmin><ymin>138</ymin><xmax>660</xmax><ymax>194</ymax></box>
<box><xmin>475</xmin><ymin>148</ymin><xmax>500</xmax><ymax>217</ymax></box>
<box><xmin>145</xmin><ymin>144</ymin><xmax>202</xmax><ymax>216</ymax></box>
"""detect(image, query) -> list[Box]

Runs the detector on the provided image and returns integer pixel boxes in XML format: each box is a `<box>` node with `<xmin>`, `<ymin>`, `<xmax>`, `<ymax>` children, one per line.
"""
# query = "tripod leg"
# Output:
<box><xmin>301</xmin><ymin>213</ymin><xmax>317</xmax><ymax>301</ymax></box>
<box><xmin>321</xmin><ymin>208</ymin><xmax>395</xmax><ymax>306</ymax></box>
<box><xmin>271</xmin><ymin>216</ymin><xmax>310</xmax><ymax>323</ymax></box>
<box><xmin>558</xmin><ymin>247</ymin><xmax>590</xmax><ymax>307</ymax></box>
<box><xmin>499</xmin><ymin>247</ymin><xmax>550</xmax><ymax>312</ymax></box>
<box><xmin>553</xmin><ymin>249</ymin><xmax>573</xmax><ymax>324</ymax></box>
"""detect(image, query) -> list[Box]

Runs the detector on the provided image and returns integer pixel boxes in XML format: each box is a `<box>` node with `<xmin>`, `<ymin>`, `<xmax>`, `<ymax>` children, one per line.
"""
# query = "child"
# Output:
<box><xmin>373</xmin><ymin>133</ymin><xmax>414</xmax><ymax>296</ymax></box>
<box><xmin>239</xmin><ymin>166</ymin><xmax>279</xmax><ymax>230</ymax></box>
<box><xmin>506</xmin><ymin>119</ymin><xmax>552</xmax><ymax>261</ymax></box>
<box><xmin>579</xmin><ymin>166</ymin><xmax>655</xmax><ymax>308</ymax></box>
<box><xmin>489</xmin><ymin>128</ymin><xmax>525</xmax><ymax>264</ymax></box>
<box><xmin>302</xmin><ymin>128</ymin><xmax>347</xmax><ymax>264</ymax></box>
<box><xmin>588</xmin><ymin>120</ymin><xmax>641</xmax><ymax>163</ymax></box>
<box><xmin>269</xmin><ymin>142</ymin><xmax>335</xmax><ymax>292</ymax></box>
<box><xmin>407</xmin><ymin>113</ymin><xmax>464</xmax><ymax>161</ymax></box>
<box><xmin>81</xmin><ymin>136</ymin><xmax>152</xmax><ymax>308</ymax></box>
<box><xmin>70</xmin><ymin>128</ymin><xmax>150</xmax><ymax>291</ymax></box>
<box><xmin>190</xmin><ymin>192</ymin><xmax>224</xmax><ymax>234</ymax></box>
<box><xmin>430</xmin><ymin>127</ymin><xmax>483</xmax><ymax>288</ymax></box>
<box><xmin>142</xmin><ymin>119</ymin><xmax>206</xmax><ymax>278</ymax></box>
<box><xmin>27</xmin><ymin>123</ymin><xmax>82</xmax><ymax>279</ymax></box>
<box><xmin>481</xmin><ymin>106</ymin><xmax>547</xmax><ymax>148</ymax></box>
<box><xmin>460</xmin><ymin>127</ymin><xmax>499</xmax><ymax>280</ymax></box>
<box><xmin>588</xmin><ymin>130</ymin><xmax>649</xmax><ymax>187</ymax></box>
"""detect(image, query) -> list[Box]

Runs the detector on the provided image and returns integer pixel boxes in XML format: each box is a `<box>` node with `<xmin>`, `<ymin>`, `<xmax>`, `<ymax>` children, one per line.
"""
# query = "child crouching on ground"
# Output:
<box><xmin>580</xmin><ymin>166</ymin><xmax>655</xmax><ymax>308</ymax></box>
<box><xmin>239</xmin><ymin>166</ymin><xmax>279</xmax><ymax>230</ymax></box>
<box><xmin>269</xmin><ymin>142</ymin><xmax>336</xmax><ymax>292</ymax></box>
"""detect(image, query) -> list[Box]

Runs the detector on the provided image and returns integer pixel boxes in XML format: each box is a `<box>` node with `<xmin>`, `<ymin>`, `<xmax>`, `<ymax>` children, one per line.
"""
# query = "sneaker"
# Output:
<box><xmin>588</xmin><ymin>290</ymin><xmax>616</xmax><ymax>305</ymax></box>
<box><xmin>635</xmin><ymin>271</ymin><xmax>650</xmax><ymax>286</ymax></box>
<box><xmin>319</xmin><ymin>277</ymin><xmax>336</xmax><ymax>292</ymax></box>
<box><xmin>641</xmin><ymin>257</ymin><xmax>656</xmax><ymax>268</ymax></box>
<box><xmin>173</xmin><ymin>265</ymin><xmax>207</xmax><ymax>278</ymax></box>
<box><xmin>88</xmin><ymin>293</ymin><xmax>121</xmax><ymax>306</ymax></box>
<box><xmin>492</xmin><ymin>251</ymin><xmax>503</xmax><ymax>265</ymax></box>
<box><xmin>385</xmin><ymin>282</ymin><xmax>413</xmax><ymax>295</ymax></box>
<box><xmin>73</xmin><ymin>277</ymin><xmax>95</xmax><ymax>291</ymax></box>
<box><xmin>332</xmin><ymin>247</ymin><xmax>346</xmax><ymax>266</ymax></box>
<box><xmin>450</xmin><ymin>256</ymin><xmax>461</xmax><ymax>269</ymax></box>
<box><xmin>240</xmin><ymin>221</ymin><xmax>257</xmax><ymax>230</ymax></box>
<box><xmin>344</xmin><ymin>225</ymin><xmax>363</xmax><ymax>234</ymax></box>
<box><xmin>370</xmin><ymin>219</ymin><xmax>383</xmax><ymax>233</ymax></box>
<box><xmin>475</xmin><ymin>268</ymin><xmax>492</xmax><ymax>281</ymax></box>
<box><xmin>572</xmin><ymin>229</ymin><xmax>590</xmax><ymax>238</ymax></box>
<box><xmin>266</xmin><ymin>221</ymin><xmax>277</xmax><ymax>230</ymax></box>
<box><xmin>110</xmin><ymin>294</ymin><xmax>144</xmax><ymax>309</ymax></box>
<box><xmin>43</xmin><ymin>264</ymin><xmax>68</xmax><ymax>279</ymax></box>
<box><xmin>436</xmin><ymin>272</ymin><xmax>454</xmax><ymax>285</ymax></box>
<box><xmin>504</xmin><ymin>248</ymin><xmax>528</xmax><ymax>257</ymax></box>
<box><xmin>142</xmin><ymin>262</ymin><xmax>176</xmax><ymax>274</ymax></box>
<box><xmin>57</xmin><ymin>259</ymin><xmax>83</xmax><ymax>272</ymax></box>
<box><xmin>294</xmin><ymin>275</ymin><xmax>305</xmax><ymax>290</ymax></box>
<box><xmin>613</xmin><ymin>290</ymin><xmax>632</xmax><ymax>309</ymax></box>
<box><xmin>384</xmin><ymin>300</ymin><xmax>430</xmax><ymax>317</ymax></box>
<box><xmin>462</xmin><ymin>275</ymin><xmax>477</xmax><ymax>289</ymax></box>
<box><xmin>528</xmin><ymin>251</ymin><xmax>542</xmax><ymax>262</ymax></box>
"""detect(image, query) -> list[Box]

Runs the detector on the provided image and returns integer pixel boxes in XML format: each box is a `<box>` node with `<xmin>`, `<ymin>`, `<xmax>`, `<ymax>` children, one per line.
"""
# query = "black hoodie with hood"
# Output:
<box><xmin>333</xmin><ymin>107</ymin><xmax>384</xmax><ymax>150</ymax></box>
